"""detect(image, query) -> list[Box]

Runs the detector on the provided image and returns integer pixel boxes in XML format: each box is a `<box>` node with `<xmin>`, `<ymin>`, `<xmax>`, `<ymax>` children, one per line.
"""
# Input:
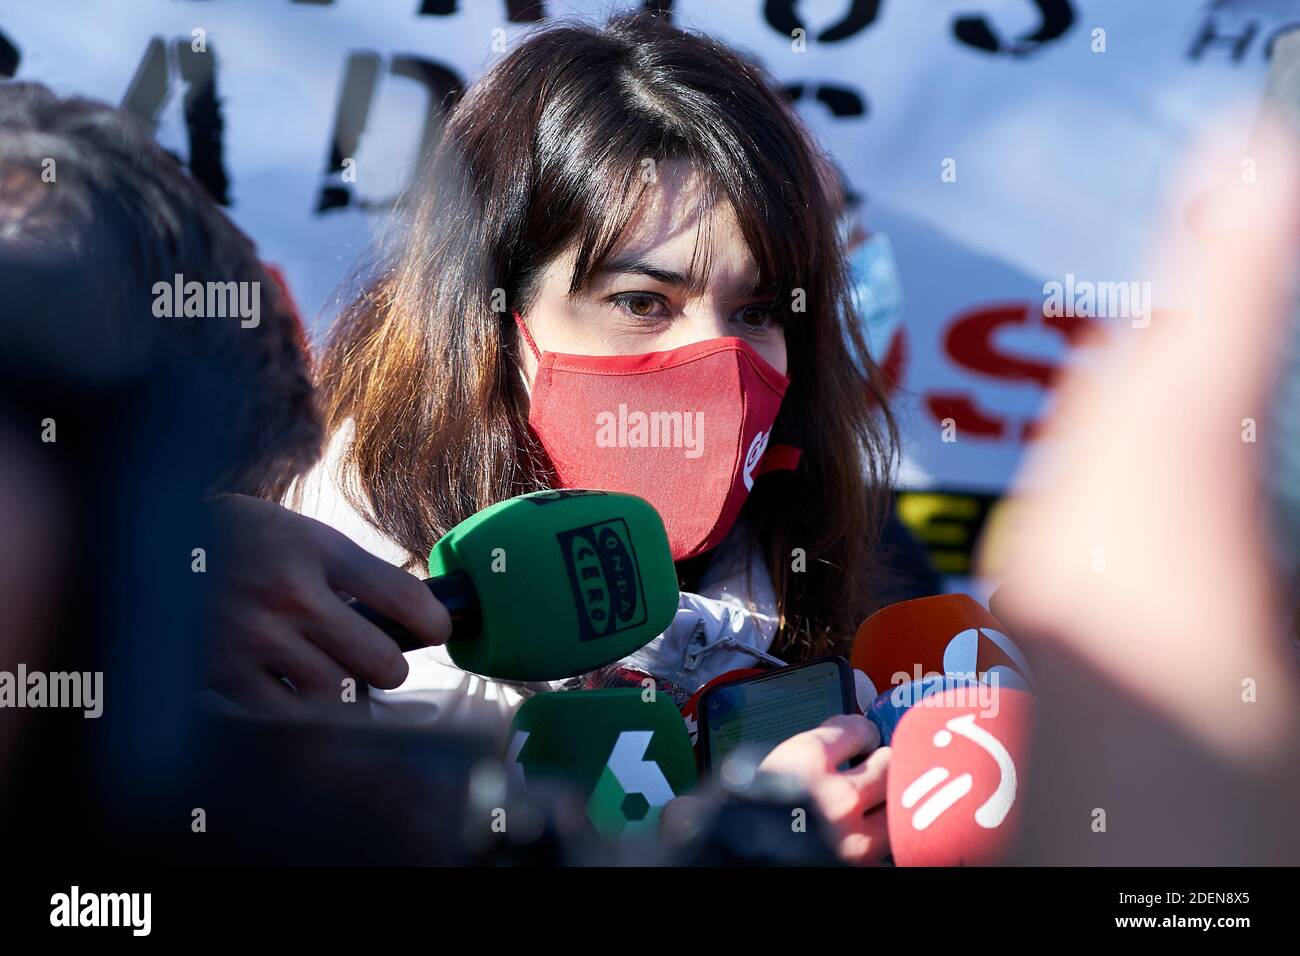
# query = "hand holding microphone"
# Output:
<box><xmin>205</xmin><ymin>493</ymin><xmax>451</xmax><ymax>714</ymax></box>
<box><xmin>208</xmin><ymin>488</ymin><xmax>679</xmax><ymax>712</ymax></box>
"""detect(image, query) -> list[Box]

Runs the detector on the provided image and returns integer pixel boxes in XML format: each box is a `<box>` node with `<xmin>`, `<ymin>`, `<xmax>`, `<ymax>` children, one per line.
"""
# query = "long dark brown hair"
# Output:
<box><xmin>316</xmin><ymin>13</ymin><xmax>897</xmax><ymax>659</ymax></box>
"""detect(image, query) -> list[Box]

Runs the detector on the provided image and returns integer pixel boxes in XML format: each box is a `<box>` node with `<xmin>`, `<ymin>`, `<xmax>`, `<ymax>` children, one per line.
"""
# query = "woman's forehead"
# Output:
<box><xmin>601</xmin><ymin>160</ymin><xmax>759</xmax><ymax>291</ymax></box>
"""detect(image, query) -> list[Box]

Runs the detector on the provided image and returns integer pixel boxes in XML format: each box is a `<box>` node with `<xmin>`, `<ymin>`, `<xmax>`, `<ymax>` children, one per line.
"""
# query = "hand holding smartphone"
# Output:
<box><xmin>696</xmin><ymin>656</ymin><xmax>857</xmax><ymax>771</ymax></box>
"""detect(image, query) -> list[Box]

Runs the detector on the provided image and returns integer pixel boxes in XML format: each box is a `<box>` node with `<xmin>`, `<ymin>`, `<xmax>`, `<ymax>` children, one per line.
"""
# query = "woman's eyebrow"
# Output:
<box><xmin>594</xmin><ymin>256</ymin><xmax>692</xmax><ymax>287</ymax></box>
<box><xmin>594</xmin><ymin>255</ymin><xmax>770</xmax><ymax>296</ymax></box>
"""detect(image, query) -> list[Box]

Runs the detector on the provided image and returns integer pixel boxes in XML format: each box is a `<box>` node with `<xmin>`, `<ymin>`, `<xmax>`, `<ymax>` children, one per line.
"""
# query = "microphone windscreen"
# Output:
<box><xmin>866</xmin><ymin>674</ymin><xmax>980</xmax><ymax>746</ymax></box>
<box><xmin>850</xmin><ymin>594</ymin><xmax>1032</xmax><ymax>700</ymax></box>
<box><xmin>428</xmin><ymin>490</ymin><xmax>679</xmax><ymax>681</ymax></box>
<box><xmin>509</xmin><ymin>688</ymin><xmax>697</xmax><ymax>839</ymax></box>
<box><xmin>887</xmin><ymin>686</ymin><xmax>1034</xmax><ymax>866</ymax></box>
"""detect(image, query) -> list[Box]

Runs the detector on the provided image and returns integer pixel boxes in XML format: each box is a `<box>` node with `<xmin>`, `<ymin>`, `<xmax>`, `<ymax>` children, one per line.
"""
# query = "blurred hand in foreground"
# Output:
<box><xmin>988</xmin><ymin>114</ymin><xmax>1300</xmax><ymax>863</ymax></box>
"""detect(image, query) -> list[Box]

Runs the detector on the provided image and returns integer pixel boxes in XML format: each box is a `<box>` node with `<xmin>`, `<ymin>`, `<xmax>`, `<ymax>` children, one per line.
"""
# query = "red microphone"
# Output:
<box><xmin>887</xmin><ymin>686</ymin><xmax>1034</xmax><ymax>866</ymax></box>
<box><xmin>849</xmin><ymin>594</ymin><xmax>1033</xmax><ymax>706</ymax></box>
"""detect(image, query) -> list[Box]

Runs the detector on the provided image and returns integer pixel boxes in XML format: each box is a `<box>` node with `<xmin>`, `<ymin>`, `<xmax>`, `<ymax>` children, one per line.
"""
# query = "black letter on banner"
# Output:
<box><xmin>505</xmin><ymin>0</ymin><xmax>547</xmax><ymax>20</ymax></box>
<box><xmin>764</xmin><ymin>0</ymin><xmax>881</xmax><ymax>44</ymax></box>
<box><xmin>121</xmin><ymin>37</ymin><xmax>169</xmax><ymax>121</ymax></box>
<box><xmin>953</xmin><ymin>0</ymin><xmax>1075</xmax><ymax>57</ymax></box>
<box><xmin>120</xmin><ymin>37</ymin><xmax>230</xmax><ymax>205</ymax></box>
<box><xmin>176</xmin><ymin>40</ymin><xmax>230</xmax><ymax>205</ymax></box>
<box><xmin>1186</xmin><ymin>15</ymin><xmax>1259</xmax><ymax>63</ymax></box>
<box><xmin>418</xmin><ymin>1</ymin><xmax>546</xmax><ymax>19</ymax></box>
<box><xmin>389</xmin><ymin>55</ymin><xmax>463</xmax><ymax>178</ymax></box>
<box><xmin>1265</xmin><ymin>24</ymin><xmax>1300</xmax><ymax>61</ymax></box>
<box><xmin>317</xmin><ymin>53</ymin><xmax>464</xmax><ymax>213</ymax></box>
<box><xmin>0</xmin><ymin>30</ymin><xmax>20</xmax><ymax>79</ymax></box>
<box><xmin>319</xmin><ymin>51</ymin><xmax>382</xmax><ymax>213</ymax></box>
<box><xmin>780</xmin><ymin>82</ymin><xmax>868</xmax><ymax>118</ymax></box>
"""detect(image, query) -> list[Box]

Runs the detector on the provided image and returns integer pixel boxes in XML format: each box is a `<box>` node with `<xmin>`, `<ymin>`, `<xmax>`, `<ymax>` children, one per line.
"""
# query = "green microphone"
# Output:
<box><xmin>348</xmin><ymin>490</ymin><xmax>679</xmax><ymax>682</ymax></box>
<box><xmin>509</xmin><ymin>688</ymin><xmax>697</xmax><ymax>838</ymax></box>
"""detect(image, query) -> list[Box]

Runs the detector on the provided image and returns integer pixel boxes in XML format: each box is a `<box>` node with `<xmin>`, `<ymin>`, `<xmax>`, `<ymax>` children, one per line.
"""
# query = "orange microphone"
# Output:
<box><xmin>849</xmin><ymin>594</ymin><xmax>1033</xmax><ymax>707</ymax></box>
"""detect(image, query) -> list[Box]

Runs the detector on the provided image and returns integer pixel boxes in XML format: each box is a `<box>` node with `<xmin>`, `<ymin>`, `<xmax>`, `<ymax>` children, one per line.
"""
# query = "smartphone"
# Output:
<box><xmin>697</xmin><ymin>656</ymin><xmax>857</xmax><ymax>771</ymax></box>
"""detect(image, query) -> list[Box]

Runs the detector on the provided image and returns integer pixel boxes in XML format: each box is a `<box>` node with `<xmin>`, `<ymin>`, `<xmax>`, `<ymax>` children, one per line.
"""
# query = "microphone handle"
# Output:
<box><xmin>347</xmin><ymin>569</ymin><xmax>480</xmax><ymax>653</ymax></box>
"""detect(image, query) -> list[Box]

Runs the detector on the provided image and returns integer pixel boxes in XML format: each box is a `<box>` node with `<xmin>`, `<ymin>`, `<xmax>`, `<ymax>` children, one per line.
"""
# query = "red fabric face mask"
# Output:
<box><xmin>517</xmin><ymin>313</ymin><xmax>800</xmax><ymax>560</ymax></box>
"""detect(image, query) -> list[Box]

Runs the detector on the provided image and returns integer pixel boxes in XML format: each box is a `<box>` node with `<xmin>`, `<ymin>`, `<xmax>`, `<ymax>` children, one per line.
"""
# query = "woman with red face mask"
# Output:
<box><xmin>214</xmin><ymin>13</ymin><xmax>917</xmax><ymax>864</ymax></box>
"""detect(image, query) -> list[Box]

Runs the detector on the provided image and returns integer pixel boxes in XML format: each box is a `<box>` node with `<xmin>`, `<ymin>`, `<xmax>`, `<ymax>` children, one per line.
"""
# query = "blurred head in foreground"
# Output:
<box><xmin>0</xmin><ymin>81</ymin><xmax>321</xmax><ymax>498</ymax></box>
<box><xmin>0</xmin><ymin>83</ymin><xmax>320</xmax><ymax>853</ymax></box>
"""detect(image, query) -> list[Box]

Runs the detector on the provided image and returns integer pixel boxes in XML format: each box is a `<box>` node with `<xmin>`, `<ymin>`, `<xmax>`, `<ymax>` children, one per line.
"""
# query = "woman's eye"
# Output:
<box><xmin>611</xmin><ymin>293</ymin><xmax>669</xmax><ymax>320</ymax></box>
<box><xmin>735</xmin><ymin>302</ymin><xmax>777</xmax><ymax>331</ymax></box>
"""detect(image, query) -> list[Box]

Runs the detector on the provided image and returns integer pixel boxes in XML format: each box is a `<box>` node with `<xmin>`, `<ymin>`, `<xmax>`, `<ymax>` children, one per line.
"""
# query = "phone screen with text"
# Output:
<box><xmin>704</xmin><ymin>660</ymin><xmax>848</xmax><ymax>767</ymax></box>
